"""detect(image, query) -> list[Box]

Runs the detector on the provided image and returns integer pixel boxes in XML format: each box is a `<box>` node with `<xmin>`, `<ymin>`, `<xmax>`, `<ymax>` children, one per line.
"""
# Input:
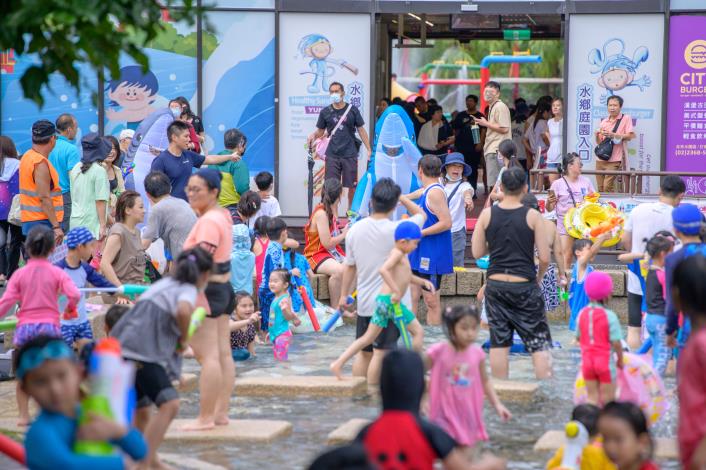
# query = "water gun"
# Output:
<box><xmin>559</xmin><ymin>287</ymin><xmax>569</xmax><ymax>302</ymax></box>
<box><xmin>346</xmin><ymin>210</ymin><xmax>361</xmax><ymax>226</ymax></box>
<box><xmin>299</xmin><ymin>286</ymin><xmax>320</xmax><ymax>331</ymax></box>
<box><xmin>588</xmin><ymin>216</ymin><xmax>623</xmax><ymax>238</ymax></box>
<box><xmin>79</xmin><ymin>284</ymin><xmax>149</xmax><ymax>300</ymax></box>
<box><xmin>0</xmin><ymin>319</ymin><xmax>16</xmax><ymax>332</ymax></box>
<box><xmin>393</xmin><ymin>302</ymin><xmax>413</xmax><ymax>349</ymax></box>
<box><xmin>553</xmin><ymin>420</ymin><xmax>589</xmax><ymax>470</ymax></box>
<box><xmin>75</xmin><ymin>338</ymin><xmax>135</xmax><ymax>455</ymax></box>
<box><xmin>187</xmin><ymin>307</ymin><xmax>207</xmax><ymax>339</ymax></box>
<box><xmin>322</xmin><ymin>292</ymin><xmax>356</xmax><ymax>333</ymax></box>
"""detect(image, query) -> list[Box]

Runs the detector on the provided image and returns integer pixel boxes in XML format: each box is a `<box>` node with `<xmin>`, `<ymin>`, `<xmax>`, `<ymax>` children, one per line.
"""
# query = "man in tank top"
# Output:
<box><xmin>471</xmin><ymin>166</ymin><xmax>552</xmax><ymax>380</ymax></box>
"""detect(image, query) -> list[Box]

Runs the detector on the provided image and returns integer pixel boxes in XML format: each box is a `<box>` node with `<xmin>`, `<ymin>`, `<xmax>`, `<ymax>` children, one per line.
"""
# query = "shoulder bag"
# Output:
<box><xmin>315</xmin><ymin>104</ymin><xmax>353</xmax><ymax>161</ymax></box>
<box><xmin>594</xmin><ymin>115</ymin><xmax>624</xmax><ymax>161</ymax></box>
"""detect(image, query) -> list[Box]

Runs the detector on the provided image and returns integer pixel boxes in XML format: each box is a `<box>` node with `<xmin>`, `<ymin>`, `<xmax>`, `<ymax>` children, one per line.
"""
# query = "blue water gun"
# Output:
<box><xmin>322</xmin><ymin>292</ymin><xmax>356</xmax><ymax>333</ymax></box>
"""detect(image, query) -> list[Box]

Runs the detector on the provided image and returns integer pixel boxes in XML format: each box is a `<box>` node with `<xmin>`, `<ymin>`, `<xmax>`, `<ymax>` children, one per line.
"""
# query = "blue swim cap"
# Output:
<box><xmin>672</xmin><ymin>203</ymin><xmax>704</xmax><ymax>235</ymax></box>
<box><xmin>65</xmin><ymin>226</ymin><xmax>95</xmax><ymax>249</ymax></box>
<box><xmin>394</xmin><ymin>221</ymin><xmax>422</xmax><ymax>241</ymax></box>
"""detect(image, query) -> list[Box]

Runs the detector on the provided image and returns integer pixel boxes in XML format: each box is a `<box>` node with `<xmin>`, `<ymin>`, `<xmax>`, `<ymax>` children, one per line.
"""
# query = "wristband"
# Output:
<box><xmin>52</xmin><ymin>225</ymin><xmax>60</xmax><ymax>230</ymax></box>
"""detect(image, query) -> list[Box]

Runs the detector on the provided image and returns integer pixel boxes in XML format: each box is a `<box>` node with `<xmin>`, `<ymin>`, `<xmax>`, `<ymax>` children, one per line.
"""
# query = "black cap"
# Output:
<box><xmin>31</xmin><ymin>120</ymin><xmax>56</xmax><ymax>139</ymax></box>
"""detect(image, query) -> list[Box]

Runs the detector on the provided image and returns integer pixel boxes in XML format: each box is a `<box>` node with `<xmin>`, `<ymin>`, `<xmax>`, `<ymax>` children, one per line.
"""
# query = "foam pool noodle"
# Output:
<box><xmin>393</xmin><ymin>303</ymin><xmax>412</xmax><ymax>349</ymax></box>
<box><xmin>119</xmin><ymin>284</ymin><xmax>149</xmax><ymax>299</ymax></box>
<box><xmin>187</xmin><ymin>307</ymin><xmax>207</xmax><ymax>339</ymax></box>
<box><xmin>556</xmin><ymin>421</ymin><xmax>589</xmax><ymax>470</ymax></box>
<box><xmin>322</xmin><ymin>293</ymin><xmax>356</xmax><ymax>333</ymax></box>
<box><xmin>75</xmin><ymin>338</ymin><xmax>135</xmax><ymax>455</ymax></box>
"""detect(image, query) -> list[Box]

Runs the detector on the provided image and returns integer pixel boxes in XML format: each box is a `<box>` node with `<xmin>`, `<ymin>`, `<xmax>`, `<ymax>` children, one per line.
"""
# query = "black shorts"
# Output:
<box><xmin>133</xmin><ymin>361</ymin><xmax>178</xmax><ymax>408</ymax></box>
<box><xmin>628</xmin><ymin>292</ymin><xmax>643</xmax><ymax>328</ymax></box>
<box><xmin>205</xmin><ymin>281</ymin><xmax>236</xmax><ymax>317</ymax></box>
<box><xmin>356</xmin><ymin>315</ymin><xmax>400</xmax><ymax>352</ymax></box>
<box><xmin>485</xmin><ymin>279</ymin><xmax>552</xmax><ymax>353</ymax></box>
<box><xmin>411</xmin><ymin>271</ymin><xmax>443</xmax><ymax>290</ymax></box>
<box><xmin>325</xmin><ymin>156</ymin><xmax>358</xmax><ymax>188</ymax></box>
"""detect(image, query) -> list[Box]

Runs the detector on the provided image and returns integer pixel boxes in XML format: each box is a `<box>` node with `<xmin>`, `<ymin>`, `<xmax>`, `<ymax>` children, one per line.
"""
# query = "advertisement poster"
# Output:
<box><xmin>567</xmin><ymin>14</ymin><xmax>664</xmax><ymax>193</ymax></box>
<box><xmin>665</xmin><ymin>15</ymin><xmax>706</xmax><ymax>195</ymax></box>
<box><xmin>278</xmin><ymin>12</ymin><xmax>371</xmax><ymax>217</ymax></box>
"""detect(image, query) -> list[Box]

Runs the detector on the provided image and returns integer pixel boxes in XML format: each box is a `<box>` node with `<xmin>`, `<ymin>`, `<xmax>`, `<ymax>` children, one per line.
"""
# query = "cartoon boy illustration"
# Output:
<box><xmin>106</xmin><ymin>65</ymin><xmax>160</xmax><ymax>130</ymax></box>
<box><xmin>589</xmin><ymin>38</ymin><xmax>651</xmax><ymax>103</ymax></box>
<box><xmin>298</xmin><ymin>34</ymin><xmax>359</xmax><ymax>94</ymax></box>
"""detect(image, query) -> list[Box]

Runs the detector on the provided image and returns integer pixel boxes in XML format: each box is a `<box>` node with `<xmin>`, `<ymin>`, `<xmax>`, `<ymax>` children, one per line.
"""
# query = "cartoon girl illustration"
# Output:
<box><xmin>105</xmin><ymin>65</ymin><xmax>160</xmax><ymax>130</ymax></box>
<box><xmin>589</xmin><ymin>38</ymin><xmax>651</xmax><ymax>103</ymax></box>
<box><xmin>298</xmin><ymin>34</ymin><xmax>359</xmax><ymax>94</ymax></box>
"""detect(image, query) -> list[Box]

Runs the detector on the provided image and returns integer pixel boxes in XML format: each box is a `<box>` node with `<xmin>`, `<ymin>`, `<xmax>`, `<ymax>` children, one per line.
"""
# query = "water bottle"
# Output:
<box><xmin>471</xmin><ymin>124</ymin><xmax>480</xmax><ymax>144</ymax></box>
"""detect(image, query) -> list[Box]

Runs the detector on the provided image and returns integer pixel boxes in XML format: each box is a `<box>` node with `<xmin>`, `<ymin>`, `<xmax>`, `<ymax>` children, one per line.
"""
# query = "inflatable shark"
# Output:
<box><xmin>122</xmin><ymin>108</ymin><xmax>174</xmax><ymax>215</ymax></box>
<box><xmin>350</xmin><ymin>105</ymin><xmax>422</xmax><ymax>220</ymax></box>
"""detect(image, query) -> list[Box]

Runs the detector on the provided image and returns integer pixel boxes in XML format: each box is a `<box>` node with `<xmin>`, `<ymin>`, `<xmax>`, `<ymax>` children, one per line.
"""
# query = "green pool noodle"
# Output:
<box><xmin>188</xmin><ymin>307</ymin><xmax>207</xmax><ymax>339</ymax></box>
<box><xmin>119</xmin><ymin>284</ymin><xmax>149</xmax><ymax>297</ymax></box>
<box><xmin>0</xmin><ymin>319</ymin><xmax>17</xmax><ymax>332</ymax></box>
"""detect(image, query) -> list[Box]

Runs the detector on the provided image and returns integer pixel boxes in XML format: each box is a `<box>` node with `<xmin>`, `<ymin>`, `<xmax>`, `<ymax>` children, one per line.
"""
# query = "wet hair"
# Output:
<box><xmin>465</xmin><ymin>94</ymin><xmax>479</xmax><ymax>104</ymax></box>
<box><xmin>55</xmin><ymin>114</ymin><xmax>76</xmax><ymax>133</ymax></box>
<box><xmin>521</xmin><ymin>193</ymin><xmax>540</xmax><ymax>211</ymax></box>
<box><xmin>600</xmin><ymin>401</ymin><xmax>652</xmax><ymax>456</ymax></box>
<box><xmin>266</xmin><ymin>216</ymin><xmax>288</xmax><ymax>241</ymax></box>
<box><xmin>572</xmin><ymin>404</ymin><xmax>601</xmax><ymax>437</ymax></box>
<box><xmin>224</xmin><ymin>128</ymin><xmax>246</xmax><ymax>150</ymax></box>
<box><xmin>418</xmin><ymin>154</ymin><xmax>442</xmax><ymax>178</ymax></box>
<box><xmin>254</xmin><ymin>216</ymin><xmax>271</xmax><ymax>238</ymax></box>
<box><xmin>573</xmin><ymin>238</ymin><xmax>593</xmax><ymax>254</ymax></box>
<box><xmin>329</xmin><ymin>82</ymin><xmax>344</xmax><ymax>93</ymax></box>
<box><xmin>234</xmin><ymin>291</ymin><xmax>255</xmax><ymax>310</ymax></box>
<box><xmin>104</xmin><ymin>135</ymin><xmax>120</xmax><ymax>162</ymax></box>
<box><xmin>237</xmin><ymin>191</ymin><xmax>261</xmax><ymax>218</ymax></box>
<box><xmin>672</xmin><ymin>254</ymin><xmax>706</xmax><ymax>317</ymax></box>
<box><xmin>442</xmin><ymin>305</ymin><xmax>480</xmax><ymax>348</ymax></box>
<box><xmin>500</xmin><ymin>166</ymin><xmax>527</xmax><ymax>195</ymax></box>
<box><xmin>144</xmin><ymin>171</ymin><xmax>172</xmax><ymax>199</ymax></box>
<box><xmin>644</xmin><ymin>234</ymin><xmax>674</xmax><ymax>258</ymax></box>
<box><xmin>321</xmin><ymin>178</ymin><xmax>343</xmax><ymax>227</ymax></box>
<box><xmin>485</xmin><ymin>81</ymin><xmax>501</xmax><ymax>91</ymax></box>
<box><xmin>174</xmin><ymin>247</ymin><xmax>213</xmax><ymax>285</ymax></box>
<box><xmin>255</xmin><ymin>171</ymin><xmax>274</xmax><ymax>191</ymax></box>
<box><xmin>107</xmin><ymin>65</ymin><xmax>159</xmax><ymax>105</ymax></box>
<box><xmin>607</xmin><ymin>95</ymin><xmax>624</xmax><ymax>107</ymax></box>
<box><xmin>660</xmin><ymin>175</ymin><xmax>686</xmax><ymax>198</ymax></box>
<box><xmin>25</xmin><ymin>225</ymin><xmax>55</xmax><ymax>258</ymax></box>
<box><xmin>105</xmin><ymin>305</ymin><xmax>129</xmax><ymax>331</ymax></box>
<box><xmin>558</xmin><ymin>152</ymin><xmax>581</xmax><ymax>175</ymax></box>
<box><xmin>14</xmin><ymin>334</ymin><xmax>70</xmax><ymax>379</ymax></box>
<box><xmin>270</xmin><ymin>268</ymin><xmax>291</xmax><ymax>286</ymax></box>
<box><xmin>115</xmin><ymin>190</ymin><xmax>141</xmax><ymax>223</ymax></box>
<box><xmin>167</xmin><ymin>120</ymin><xmax>191</xmax><ymax>142</ymax></box>
<box><xmin>371</xmin><ymin>178</ymin><xmax>401</xmax><ymax>214</ymax></box>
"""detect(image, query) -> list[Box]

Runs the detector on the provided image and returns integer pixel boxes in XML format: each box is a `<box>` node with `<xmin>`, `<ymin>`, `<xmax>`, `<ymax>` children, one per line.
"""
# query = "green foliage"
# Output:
<box><xmin>147</xmin><ymin>22</ymin><xmax>218</xmax><ymax>59</ymax></box>
<box><xmin>1</xmin><ymin>0</ymin><xmax>201</xmax><ymax>107</ymax></box>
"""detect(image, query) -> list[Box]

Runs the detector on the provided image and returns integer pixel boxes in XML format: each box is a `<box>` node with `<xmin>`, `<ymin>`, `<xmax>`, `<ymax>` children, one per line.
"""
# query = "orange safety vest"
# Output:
<box><xmin>19</xmin><ymin>149</ymin><xmax>64</xmax><ymax>223</ymax></box>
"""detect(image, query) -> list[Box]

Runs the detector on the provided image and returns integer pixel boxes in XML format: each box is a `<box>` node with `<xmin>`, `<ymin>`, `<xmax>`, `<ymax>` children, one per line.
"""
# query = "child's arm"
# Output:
<box><xmin>379</xmin><ymin>248</ymin><xmax>405</xmax><ymax>302</ymax></box>
<box><xmin>84</xmin><ymin>263</ymin><xmax>116</xmax><ymax>289</ymax></box>
<box><xmin>279</xmin><ymin>297</ymin><xmax>300</xmax><ymax>325</ymax></box>
<box><xmin>284</xmin><ymin>238</ymin><xmax>300</xmax><ymax>250</ymax></box>
<box><xmin>479</xmin><ymin>357</ymin><xmax>512</xmax><ymax>421</ymax></box>
<box><xmin>0</xmin><ymin>274</ymin><xmax>21</xmax><ymax>318</ymax></box>
<box><xmin>617</xmin><ymin>252</ymin><xmax>644</xmax><ymax>263</ymax></box>
<box><xmin>612</xmin><ymin>340</ymin><xmax>624</xmax><ymax>369</ymax></box>
<box><xmin>577</xmin><ymin>232</ymin><xmax>610</xmax><ymax>266</ymax></box>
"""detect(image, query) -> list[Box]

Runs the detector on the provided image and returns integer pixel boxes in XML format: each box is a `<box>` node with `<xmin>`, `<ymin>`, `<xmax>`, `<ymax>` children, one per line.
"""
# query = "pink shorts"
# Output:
<box><xmin>273</xmin><ymin>330</ymin><xmax>293</xmax><ymax>361</ymax></box>
<box><xmin>582</xmin><ymin>353</ymin><xmax>614</xmax><ymax>384</ymax></box>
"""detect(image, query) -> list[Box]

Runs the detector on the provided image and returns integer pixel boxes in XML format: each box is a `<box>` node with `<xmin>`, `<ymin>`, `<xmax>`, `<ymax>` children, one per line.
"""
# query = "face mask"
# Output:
<box><xmin>170</xmin><ymin>107</ymin><xmax>181</xmax><ymax>118</ymax></box>
<box><xmin>330</xmin><ymin>93</ymin><xmax>342</xmax><ymax>104</ymax></box>
<box><xmin>446</xmin><ymin>174</ymin><xmax>461</xmax><ymax>182</ymax></box>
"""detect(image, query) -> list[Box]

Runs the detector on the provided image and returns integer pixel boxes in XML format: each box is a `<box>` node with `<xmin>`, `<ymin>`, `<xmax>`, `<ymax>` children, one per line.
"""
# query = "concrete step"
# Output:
<box><xmin>234</xmin><ymin>375</ymin><xmax>367</xmax><ymax>397</ymax></box>
<box><xmin>327</xmin><ymin>418</ymin><xmax>370</xmax><ymax>445</ymax></box>
<box><xmin>165</xmin><ymin>419</ymin><xmax>292</xmax><ymax>443</ymax></box>
<box><xmin>534</xmin><ymin>430</ymin><xmax>677</xmax><ymax>460</ymax></box>
<box><xmin>493</xmin><ymin>380</ymin><xmax>539</xmax><ymax>403</ymax></box>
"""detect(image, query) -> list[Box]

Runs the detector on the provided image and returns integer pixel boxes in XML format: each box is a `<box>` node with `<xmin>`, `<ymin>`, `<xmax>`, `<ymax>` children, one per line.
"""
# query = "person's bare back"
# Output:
<box><xmin>379</xmin><ymin>246</ymin><xmax>412</xmax><ymax>302</ymax></box>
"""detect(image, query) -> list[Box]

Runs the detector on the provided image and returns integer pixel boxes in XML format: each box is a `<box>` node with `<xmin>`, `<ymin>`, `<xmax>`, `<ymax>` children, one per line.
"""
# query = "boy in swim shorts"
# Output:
<box><xmin>330</xmin><ymin>221</ymin><xmax>434</xmax><ymax>379</ymax></box>
<box><xmin>576</xmin><ymin>271</ymin><xmax>624</xmax><ymax>406</ymax></box>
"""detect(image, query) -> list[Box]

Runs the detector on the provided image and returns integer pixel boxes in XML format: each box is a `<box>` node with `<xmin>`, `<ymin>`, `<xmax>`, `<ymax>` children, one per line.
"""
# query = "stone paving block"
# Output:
<box><xmin>456</xmin><ymin>269</ymin><xmax>483</xmax><ymax>296</ymax></box>
<box><xmin>160</xmin><ymin>453</ymin><xmax>228</xmax><ymax>470</ymax></box>
<box><xmin>177</xmin><ymin>373</ymin><xmax>199</xmax><ymax>393</ymax></box>
<box><xmin>493</xmin><ymin>380</ymin><xmax>538</xmax><ymax>403</ymax></box>
<box><xmin>165</xmin><ymin>419</ymin><xmax>292</xmax><ymax>443</ymax></box>
<box><xmin>534</xmin><ymin>430</ymin><xmax>677</xmax><ymax>459</ymax></box>
<box><xmin>605</xmin><ymin>269</ymin><xmax>626</xmax><ymax>297</ymax></box>
<box><xmin>439</xmin><ymin>273</ymin><xmax>456</xmax><ymax>296</ymax></box>
<box><xmin>234</xmin><ymin>375</ymin><xmax>367</xmax><ymax>397</ymax></box>
<box><xmin>327</xmin><ymin>418</ymin><xmax>371</xmax><ymax>445</ymax></box>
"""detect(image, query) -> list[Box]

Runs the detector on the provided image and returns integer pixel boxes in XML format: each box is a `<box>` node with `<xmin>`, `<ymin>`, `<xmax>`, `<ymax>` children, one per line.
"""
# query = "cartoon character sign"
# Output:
<box><xmin>588</xmin><ymin>38</ymin><xmax>651</xmax><ymax>103</ymax></box>
<box><xmin>298</xmin><ymin>34</ymin><xmax>359</xmax><ymax>93</ymax></box>
<box><xmin>106</xmin><ymin>65</ymin><xmax>161</xmax><ymax>130</ymax></box>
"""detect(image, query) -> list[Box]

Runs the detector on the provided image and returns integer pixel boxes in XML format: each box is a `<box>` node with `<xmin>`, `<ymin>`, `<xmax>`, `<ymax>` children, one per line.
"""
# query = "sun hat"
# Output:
<box><xmin>119</xmin><ymin>129</ymin><xmax>135</xmax><ymax>141</ymax></box>
<box><xmin>584</xmin><ymin>271</ymin><xmax>613</xmax><ymax>302</ymax></box>
<box><xmin>441</xmin><ymin>152</ymin><xmax>472</xmax><ymax>177</ymax></box>
<box><xmin>80</xmin><ymin>133</ymin><xmax>112</xmax><ymax>165</ymax></box>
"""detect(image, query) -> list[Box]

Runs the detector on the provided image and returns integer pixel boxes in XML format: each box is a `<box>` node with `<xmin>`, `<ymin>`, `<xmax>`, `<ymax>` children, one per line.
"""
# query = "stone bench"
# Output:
<box><xmin>165</xmin><ymin>419</ymin><xmax>292</xmax><ymax>443</ymax></box>
<box><xmin>327</xmin><ymin>418</ymin><xmax>371</xmax><ymax>445</ymax></box>
<box><xmin>493</xmin><ymin>380</ymin><xmax>539</xmax><ymax>403</ymax></box>
<box><xmin>234</xmin><ymin>375</ymin><xmax>367</xmax><ymax>397</ymax></box>
<box><xmin>534</xmin><ymin>430</ymin><xmax>678</xmax><ymax>460</ymax></box>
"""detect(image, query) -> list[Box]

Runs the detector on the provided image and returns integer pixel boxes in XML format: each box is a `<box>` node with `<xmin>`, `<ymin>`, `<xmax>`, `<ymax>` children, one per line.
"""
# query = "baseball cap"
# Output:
<box><xmin>584</xmin><ymin>271</ymin><xmax>613</xmax><ymax>302</ymax></box>
<box><xmin>672</xmin><ymin>203</ymin><xmax>704</xmax><ymax>235</ymax></box>
<box><xmin>65</xmin><ymin>226</ymin><xmax>95</xmax><ymax>249</ymax></box>
<box><xmin>394</xmin><ymin>221</ymin><xmax>422</xmax><ymax>241</ymax></box>
<box><xmin>32</xmin><ymin>120</ymin><xmax>56</xmax><ymax>139</ymax></box>
<box><xmin>119</xmin><ymin>129</ymin><xmax>135</xmax><ymax>141</ymax></box>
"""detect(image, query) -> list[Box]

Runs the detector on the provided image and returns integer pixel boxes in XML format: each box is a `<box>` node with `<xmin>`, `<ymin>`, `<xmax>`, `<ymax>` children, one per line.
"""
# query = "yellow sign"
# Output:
<box><xmin>684</xmin><ymin>39</ymin><xmax>706</xmax><ymax>70</ymax></box>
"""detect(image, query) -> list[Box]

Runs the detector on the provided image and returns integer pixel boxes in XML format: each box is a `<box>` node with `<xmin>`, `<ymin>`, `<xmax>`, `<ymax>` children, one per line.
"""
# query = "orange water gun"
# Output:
<box><xmin>589</xmin><ymin>216</ymin><xmax>623</xmax><ymax>238</ymax></box>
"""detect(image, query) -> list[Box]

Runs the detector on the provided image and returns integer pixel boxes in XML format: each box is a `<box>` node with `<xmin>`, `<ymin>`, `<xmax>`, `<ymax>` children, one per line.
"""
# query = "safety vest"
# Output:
<box><xmin>19</xmin><ymin>149</ymin><xmax>64</xmax><ymax>223</ymax></box>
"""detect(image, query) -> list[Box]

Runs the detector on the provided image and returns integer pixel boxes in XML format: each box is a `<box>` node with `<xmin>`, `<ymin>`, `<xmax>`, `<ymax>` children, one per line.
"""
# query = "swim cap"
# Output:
<box><xmin>672</xmin><ymin>203</ymin><xmax>704</xmax><ymax>235</ymax></box>
<box><xmin>65</xmin><ymin>226</ymin><xmax>95</xmax><ymax>249</ymax></box>
<box><xmin>584</xmin><ymin>271</ymin><xmax>613</xmax><ymax>302</ymax></box>
<box><xmin>394</xmin><ymin>221</ymin><xmax>422</xmax><ymax>241</ymax></box>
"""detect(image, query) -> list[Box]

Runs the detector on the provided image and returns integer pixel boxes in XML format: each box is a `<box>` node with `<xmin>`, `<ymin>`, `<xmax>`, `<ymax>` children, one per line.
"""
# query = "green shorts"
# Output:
<box><xmin>371</xmin><ymin>294</ymin><xmax>416</xmax><ymax>328</ymax></box>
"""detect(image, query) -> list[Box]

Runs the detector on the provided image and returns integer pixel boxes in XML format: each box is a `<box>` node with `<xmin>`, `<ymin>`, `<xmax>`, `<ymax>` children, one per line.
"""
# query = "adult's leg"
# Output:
<box><xmin>484</xmin><ymin>153</ymin><xmax>500</xmax><ymax>193</ymax></box>
<box><xmin>407</xmin><ymin>319</ymin><xmax>424</xmax><ymax>351</ymax></box>
<box><xmin>61</xmin><ymin>193</ymin><xmax>72</xmax><ymax>232</ymax></box>
<box><xmin>451</xmin><ymin>230</ymin><xmax>466</xmax><ymax>268</ymax></box>
<box><xmin>316</xmin><ymin>258</ymin><xmax>343</xmax><ymax>309</ymax></box>
<box><xmin>489</xmin><ymin>348</ymin><xmax>510</xmax><ymax>379</ymax></box>
<box><xmin>331</xmin><ymin>324</ymin><xmax>383</xmax><ymax>379</ymax></box>
<box><xmin>367</xmin><ymin>349</ymin><xmax>386</xmax><ymax>387</ymax></box>
<box><xmin>531</xmin><ymin>350</ymin><xmax>552</xmax><ymax>379</ymax></box>
<box><xmin>341</xmin><ymin>156</ymin><xmax>358</xmax><ymax>214</ymax></box>
<box><xmin>410</xmin><ymin>283</ymin><xmax>422</xmax><ymax>316</ymax></box>
<box><xmin>512</xmin><ymin>281</ymin><xmax>553</xmax><ymax>379</ymax></box>
<box><xmin>352</xmin><ymin>350</ymin><xmax>372</xmax><ymax>377</ymax></box>
<box><xmin>423</xmin><ymin>288</ymin><xmax>442</xmax><ymax>326</ymax></box>
<box><xmin>0</xmin><ymin>221</ymin><xmax>8</xmax><ymax>278</ymax></box>
<box><xmin>214</xmin><ymin>314</ymin><xmax>235</xmax><ymax>425</ymax></box>
<box><xmin>627</xmin><ymin>293</ymin><xmax>643</xmax><ymax>351</ymax></box>
<box><xmin>182</xmin><ymin>316</ymin><xmax>220</xmax><ymax>430</ymax></box>
<box><xmin>7</xmin><ymin>223</ymin><xmax>24</xmax><ymax>278</ymax></box>
<box><xmin>463</xmin><ymin>151</ymin><xmax>480</xmax><ymax>195</ymax></box>
<box><xmin>484</xmin><ymin>280</ymin><xmax>514</xmax><ymax>379</ymax></box>
<box><xmin>367</xmin><ymin>319</ymin><xmax>400</xmax><ymax>386</ymax></box>
<box><xmin>560</xmin><ymin>235</ymin><xmax>574</xmax><ymax>278</ymax></box>
<box><xmin>594</xmin><ymin>160</ymin><xmax>607</xmax><ymax>193</ymax></box>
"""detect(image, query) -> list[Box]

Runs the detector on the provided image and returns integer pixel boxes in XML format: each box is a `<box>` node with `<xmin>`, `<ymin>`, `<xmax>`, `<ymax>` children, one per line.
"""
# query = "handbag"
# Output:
<box><xmin>8</xmin><ymin>194</ymin><xmax>21</xmax><ymax>226</ymax></box>
<box><xmin>594</xmin><ymin>115</ymin><xmax>624</xmax><ymax>161</ymax></box>
<box><xmin>315</xmin><ymin>104</ymin><xmax>353</xmax><ymax>161</ymax></box>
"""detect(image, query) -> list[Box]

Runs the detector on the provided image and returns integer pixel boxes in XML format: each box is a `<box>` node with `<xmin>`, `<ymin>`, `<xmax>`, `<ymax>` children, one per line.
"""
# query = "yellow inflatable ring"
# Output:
<box><xmin>562</xmin><ymin>194</ymin><xmax>625</xmax><ymax>247</ymax></box>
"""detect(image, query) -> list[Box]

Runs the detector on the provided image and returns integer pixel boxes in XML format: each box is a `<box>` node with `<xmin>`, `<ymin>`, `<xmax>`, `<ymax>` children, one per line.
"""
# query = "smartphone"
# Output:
<box><xmin>548</xmin><ymin>189</ymin><xmax>556</xmax><ymax>199</ymax></box>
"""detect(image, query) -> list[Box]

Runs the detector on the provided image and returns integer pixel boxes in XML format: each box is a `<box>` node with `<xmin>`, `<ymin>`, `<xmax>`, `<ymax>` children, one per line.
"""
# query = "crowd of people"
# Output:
<box><xmin>0</xmin><ymin>78</ymin><xmax>702</xmax><ymax>470</ymax></box>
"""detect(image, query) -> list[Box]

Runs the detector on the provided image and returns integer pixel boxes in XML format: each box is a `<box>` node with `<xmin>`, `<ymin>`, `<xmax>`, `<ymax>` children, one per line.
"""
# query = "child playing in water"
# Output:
<box><xmin>0</xmin><ymin>226</ymin><xmax>81</xmax><ymax>426</ymax></box>
<box><xmin>56</xmin><ymin>227</ymin><xmax>115</xmax><ymax>348</ymax></box>
<box><xmin>18</xmin><ymin>335</ymin><xmax>147</xmax><ymax>469</ymax></box>
<box><xmin>546</xmin><ymin>404</ymin><xmax>615</xmax><ymax>470</ymax></box>
<box><xmin>330</xmin><ymin>221</ymin><xmax>432</xmax><ymax>379</ymax></box>
<box><xmin>576</xmin><ymin>271</ymin><xmax>623</xmax><ymax>405</ymax></box>
<box><xmin>110</xmin><ymin>247</ymin><xmax>212</xmax><ymax>468</ymax></box>
<box><xmin>672</xmin><ymin>254</ymin><xmax>706</xmax><ymax>469</ymax></box>
<box><xmin>268</xmin><ymin>269</ymin><xmax>301</xmax><ymax>361</ymax></box>
<box><xmin>253</xmin><ymin>216</ymin><xmax>271</xmax><ymax>291</ymax></box>
<box><xmin>643</xmin><ymin>233</ymin><xmax>675</xmax><ymax>376</ymax></box>
<box><xmin>230</xmin><ymin>292</ymin><xmax>260</xmax><ymax>361</ymax></box>
<box><xmin>569</xmin><ymin>233</ymin><xmax>609</xmax><ymax>331</ymax></box>
<box><xmin>598</xmin><ymin>401</ymin><xmax>658</xmax><ymax>470</ymax></box>
<box><xmin>426</xmin><ymin>304</ymin><xmax>511</xmax><ymax>452</ymax></box>
<box><xmin>230</xmin><ymin>224</ymin><xmax>255</xmax><ymax>294</ymax></box>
